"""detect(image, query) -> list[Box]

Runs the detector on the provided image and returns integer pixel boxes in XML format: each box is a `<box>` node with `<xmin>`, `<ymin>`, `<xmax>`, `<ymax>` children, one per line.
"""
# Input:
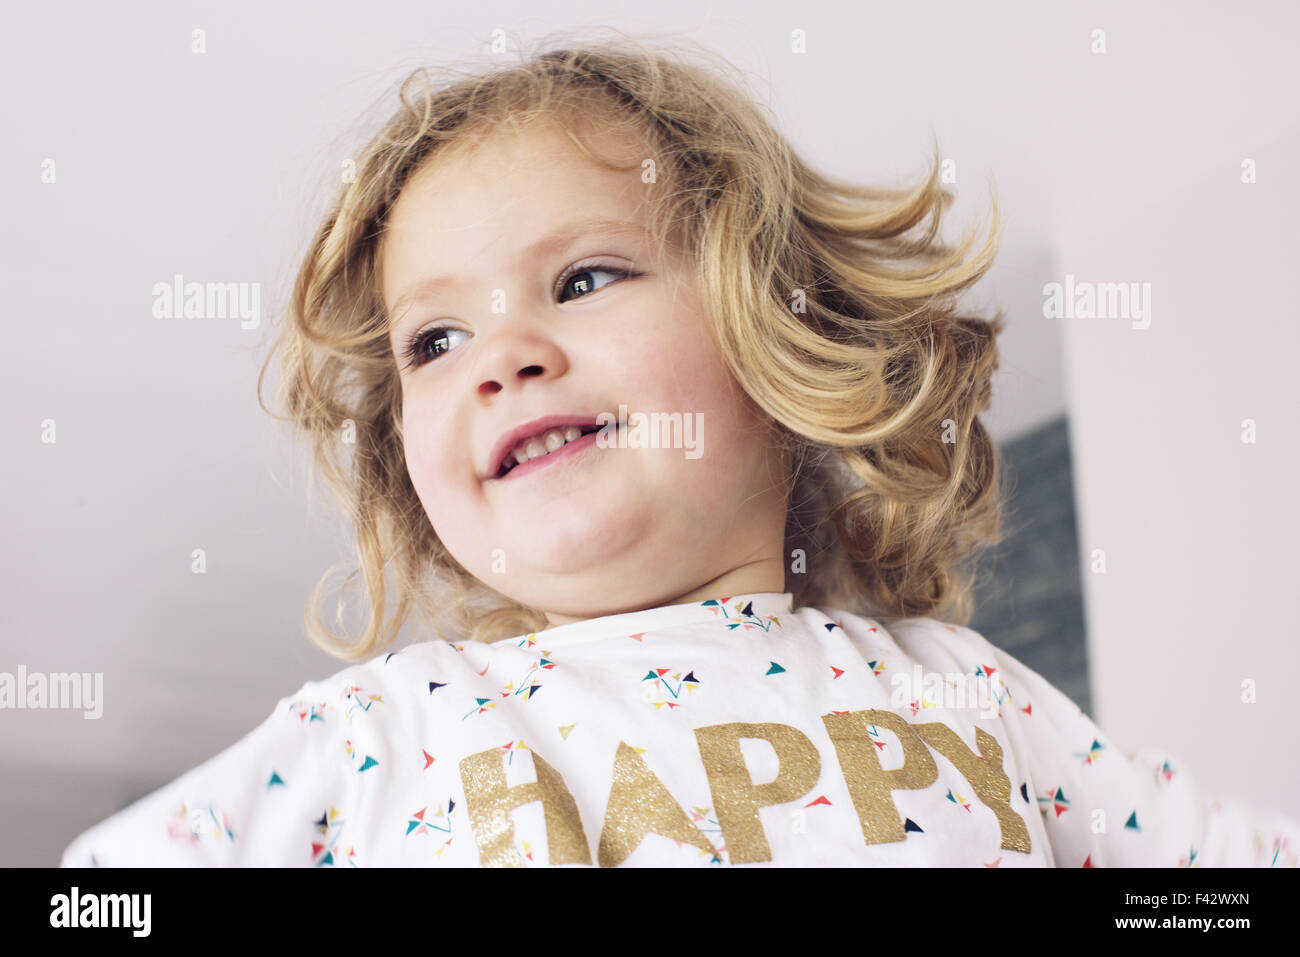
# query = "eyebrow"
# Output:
<box><xmin>387</xmin><ymin>216</ymin><xmax>646</xmax><ymax>323</ymax></box>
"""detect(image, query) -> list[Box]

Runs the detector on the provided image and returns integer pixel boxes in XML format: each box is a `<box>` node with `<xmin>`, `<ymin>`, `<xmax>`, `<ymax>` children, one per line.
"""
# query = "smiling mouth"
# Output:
<box><xmin>494</xmin><ymin>424</ymin><xmax>606</xmax><ymax>479</ymax></box>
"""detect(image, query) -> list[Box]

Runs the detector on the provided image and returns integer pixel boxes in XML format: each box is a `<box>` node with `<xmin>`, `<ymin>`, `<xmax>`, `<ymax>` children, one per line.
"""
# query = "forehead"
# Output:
<box><xmin>378</xmin><ymin>120</ymin><xmax>652</xmax><ymax>302</ymax></box>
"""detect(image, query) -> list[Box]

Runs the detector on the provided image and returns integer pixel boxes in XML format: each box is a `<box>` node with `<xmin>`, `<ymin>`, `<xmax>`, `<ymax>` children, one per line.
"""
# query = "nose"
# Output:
<box><xmin>472</xmin><ymin>323</ymin><xmax>569</xmax><ymax>400</ymax></box>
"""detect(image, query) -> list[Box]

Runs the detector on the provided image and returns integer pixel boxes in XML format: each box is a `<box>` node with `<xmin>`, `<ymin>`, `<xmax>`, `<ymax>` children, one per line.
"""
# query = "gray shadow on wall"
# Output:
<box><xmin>968</xmin><ymin>414</ymin><xmax>1092</xmax><ymax>715</ymax></box>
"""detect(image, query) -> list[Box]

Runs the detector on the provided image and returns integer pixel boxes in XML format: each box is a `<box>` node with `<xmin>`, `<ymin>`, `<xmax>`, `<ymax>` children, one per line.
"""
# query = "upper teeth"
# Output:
<box><xmin>504</xmin><ymin>426</ymin><xmax>587</xmax><ymax>471</ymax></box>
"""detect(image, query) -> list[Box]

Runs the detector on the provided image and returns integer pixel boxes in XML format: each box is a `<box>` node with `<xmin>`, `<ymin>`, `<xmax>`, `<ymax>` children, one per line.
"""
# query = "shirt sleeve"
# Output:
<box><xmin>60</xmin><ymin>677</ymin><xmax>355</xmax><ymax>867</ymax></box>
<box><xmin>946</xmin><ymin>622</ymin><xmax>1300</xmax><ymax>868</ymax></box>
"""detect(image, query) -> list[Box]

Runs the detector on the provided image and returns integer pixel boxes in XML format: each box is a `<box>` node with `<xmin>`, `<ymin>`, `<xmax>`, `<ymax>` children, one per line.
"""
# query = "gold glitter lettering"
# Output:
<box><xmin>821</xmin><ymin>709</ymin><xmax>938</xmax><ymax>845</ymax></box>
<box><xmin>459</xmin><ymin>745</ymin><xmax>593</xmax><ymax>867</ymax></box>
<box><xmin>694</xmin><ymin>722</ymin><xmax>821</xmax><ymax>864</ymax></box>
<box><xmin>913</xmin><ymin>722</ymin><xmax>1031</xmax><ymax>853</ymax></box>
<box><xmin>598</xmin><ymin>741</ymin><xmax>719</xmax><ymax>867</ymax></box>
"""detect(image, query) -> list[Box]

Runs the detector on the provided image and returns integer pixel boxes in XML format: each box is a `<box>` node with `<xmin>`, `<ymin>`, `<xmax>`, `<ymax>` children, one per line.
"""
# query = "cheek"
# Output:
<box><xmin>660</xmin><ymin>345</ymin><xmax>753</xmax><ymax>436</ymax></box>
<box><xmin>402</xmin><ymin>413</ymin><xmax>467</xmax><ymax>513</ymax></box>
<box><xmin>680</xmin><ymin>359</ymin><xmax>776</xmax><ymax>491</ymax></box>
<box><xmin>403</xmin><ymin>438</ymin><xmax>482</xmax><ymax>552</ymax></box>
<box><xmin>404</xmin><ymin>437</ymin><xmax>436</xmax><ymax>488</ymax></box>
<box><xmin>634</xmin><ymin>360</ymin><xmax>766</xmax><ymax>494</ymax></box>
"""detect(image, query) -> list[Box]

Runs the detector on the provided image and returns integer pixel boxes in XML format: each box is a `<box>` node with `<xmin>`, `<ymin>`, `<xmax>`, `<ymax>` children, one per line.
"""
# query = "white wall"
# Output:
<box><xmin>1057</xmin><ymin>122</ymin><xmax>1300</xmax><ymax>815</ymax></box>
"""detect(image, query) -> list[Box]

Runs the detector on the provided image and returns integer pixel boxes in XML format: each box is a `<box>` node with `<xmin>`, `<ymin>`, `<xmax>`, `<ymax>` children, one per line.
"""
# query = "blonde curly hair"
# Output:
<box><xmin>258</xmin><ymin>32</ymin><xmax>1008</xmax><ymax>662</ymax></box>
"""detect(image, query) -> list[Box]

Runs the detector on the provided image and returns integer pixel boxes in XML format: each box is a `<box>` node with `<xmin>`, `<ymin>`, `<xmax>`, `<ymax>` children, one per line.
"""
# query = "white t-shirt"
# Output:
<box><xmin>60</xmin><ymin>592</ymin><xmax>1299</xmax><ymax>867</ymax></box>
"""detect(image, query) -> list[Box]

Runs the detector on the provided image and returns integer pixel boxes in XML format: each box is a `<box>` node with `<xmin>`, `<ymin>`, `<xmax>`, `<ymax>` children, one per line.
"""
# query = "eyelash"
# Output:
<box><xmin>399</xmin><ymin>259</ymin><xmax>640</xmax><ymax>371</ymax></box>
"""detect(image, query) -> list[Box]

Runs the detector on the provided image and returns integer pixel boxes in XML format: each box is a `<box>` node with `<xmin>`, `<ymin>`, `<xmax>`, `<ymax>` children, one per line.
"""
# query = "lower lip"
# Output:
<box><xmin>493</xmin><ymin>426</ymin><xmax>616</xmax><ymax>482</ymax></box>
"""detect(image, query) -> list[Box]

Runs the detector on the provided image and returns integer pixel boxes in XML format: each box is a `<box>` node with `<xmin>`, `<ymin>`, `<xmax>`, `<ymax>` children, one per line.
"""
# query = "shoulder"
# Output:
<box><xmin>278</xmin><ymin>637</ymin><xmax>485</xmax><ymax>711</ymax></box>
<box><xmin>878</xmin><ymin>616</ymin><xmax>992</xmax><ymax>646</ymax></box>
<box><xmin>863</xmin><ymin>615</ymin><xmax>1001</xmax><ymax>670</ymax></box>
<box><xmin>788</xmin><ymin>606</ymin><xmax>988</xmax><ymax>662</ymax></box>
<box><xmin>60</xmin><ymin>637</ymin><xmax>485</xmax><ymax>866</ymax></box>
<box><xmin>793</xmin><ymin>605</ymin><xmax>1008</xmax><ymax>667</ymax></box>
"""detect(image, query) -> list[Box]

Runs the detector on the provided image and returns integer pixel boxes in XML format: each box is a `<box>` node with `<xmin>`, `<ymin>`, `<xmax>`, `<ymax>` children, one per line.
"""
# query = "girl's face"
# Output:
<box><xmin>379</xmin><ymin>119</ymin><xmax>789</xmax><ymax>628</ymax></box>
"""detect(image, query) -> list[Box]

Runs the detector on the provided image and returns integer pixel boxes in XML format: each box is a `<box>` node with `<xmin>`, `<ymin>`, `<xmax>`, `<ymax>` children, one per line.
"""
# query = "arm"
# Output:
<box><xmin>947</xmin><ymin>622</ymin><xmax>1299</xmax><ymax>867</ymax></box>
<box><xmin>60</xmin><ymin>678</ymin><xmax>354</xmax><ymax>867</ymax></box>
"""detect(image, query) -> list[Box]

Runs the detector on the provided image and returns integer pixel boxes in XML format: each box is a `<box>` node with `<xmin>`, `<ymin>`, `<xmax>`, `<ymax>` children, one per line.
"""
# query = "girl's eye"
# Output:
<box><xmin>399</xmin><ymin>261</ymin><xmax>638</xmax><ymax>371</ymax></box>
<box><xmin>401</xmin><ymin>326</ymin><xmax>468</xmax><ymax>371</ymax></box>
<box><xmin>556</xmin><ymin>264</ymin><xmax>635</xmax><ymax>303</ymax></box>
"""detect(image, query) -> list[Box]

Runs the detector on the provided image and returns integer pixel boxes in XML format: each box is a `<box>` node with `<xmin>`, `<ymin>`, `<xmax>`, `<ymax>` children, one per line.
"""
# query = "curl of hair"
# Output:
<box><xmin>258</xmin><ymin>28</ymin><xmax>1008</xmax><ymax>661</ymax></box>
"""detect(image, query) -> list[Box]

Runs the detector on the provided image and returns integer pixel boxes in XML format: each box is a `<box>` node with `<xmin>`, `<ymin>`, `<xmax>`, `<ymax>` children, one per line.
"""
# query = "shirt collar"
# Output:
<box><xmin>492</xmin><ymin>592</ymin><xmax>795</xmax><ymax>650</ymax></box>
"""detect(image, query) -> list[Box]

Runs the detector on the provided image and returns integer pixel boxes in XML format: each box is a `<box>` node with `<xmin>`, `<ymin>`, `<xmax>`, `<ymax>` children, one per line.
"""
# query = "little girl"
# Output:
<box><xmin>62</xmin><ymin>38</ymin><xmax>1297</xmax><ymax>867</ymax></box>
